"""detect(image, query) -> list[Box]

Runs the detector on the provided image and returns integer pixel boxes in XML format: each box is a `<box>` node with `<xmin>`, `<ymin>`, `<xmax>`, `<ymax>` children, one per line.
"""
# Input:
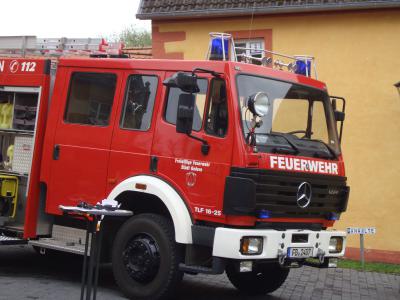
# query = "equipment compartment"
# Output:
<box><xmin>13</xmin><ymin>93</ymin><xmax>38</xmax><ymax>131</ymax></box>
<box><xmin>0</xmin><ymin>88</ymin><xmax>39</xmax><ymax>228</ymax></box>
<box><xmin>0</xmin><ymin>90</ymin><xmax>38</xmax><ymax>174</ymax></box>
<box><xmin>0</xmin><ymin>90</ymin><xmax>38</xmax><ymax>133</ymax></box>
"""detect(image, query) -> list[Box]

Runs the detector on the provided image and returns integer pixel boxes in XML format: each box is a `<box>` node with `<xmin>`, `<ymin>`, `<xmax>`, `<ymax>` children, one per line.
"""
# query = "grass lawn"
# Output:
<box><xmin>337</xmin><ymin>259</ymin><xmax>400</xmax><ymax>275</ymax></box>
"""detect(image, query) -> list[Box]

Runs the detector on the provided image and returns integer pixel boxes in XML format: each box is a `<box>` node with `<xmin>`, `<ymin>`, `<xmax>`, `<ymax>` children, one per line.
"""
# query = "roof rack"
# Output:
<box><xmin>206</xmin><ymin>32</ymin><xmax>317</xmax><ymax>79</ymax></box>
<box><xmin>0</xmin><ymin>36</ymin><xmax>124</xmax><ymax>57</ymax></box>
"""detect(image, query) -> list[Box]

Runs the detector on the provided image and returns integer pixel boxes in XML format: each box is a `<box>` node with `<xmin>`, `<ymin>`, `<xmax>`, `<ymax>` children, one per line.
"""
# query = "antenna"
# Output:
<box><xmin>248</xmin><ymin>1</ymin><xmax>256</xmax><ymax>41</ymax></box>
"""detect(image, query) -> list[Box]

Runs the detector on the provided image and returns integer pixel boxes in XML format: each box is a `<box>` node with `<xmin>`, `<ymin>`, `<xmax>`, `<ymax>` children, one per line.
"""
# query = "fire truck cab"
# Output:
<box><xmin>0</xmin><ymin>40</ymin><xmax>349</xmax><ymax>299</ymax></box>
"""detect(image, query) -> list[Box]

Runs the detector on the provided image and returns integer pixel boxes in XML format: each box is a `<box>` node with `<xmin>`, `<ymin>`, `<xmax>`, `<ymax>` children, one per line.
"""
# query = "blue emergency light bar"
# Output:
<box><xmin>206</xmin><ymin>32</ymin><xmax>317</xmax><ymax>78</ymax></box>
<box><xmin>209</xmin><ymin>37</ymin><xmax>229</xmax><ymax>61</ymax></box>
<box><xmin>295</xmin><ymin>59</ymin><xmax>312</xmax><ymax>77</ymax></box>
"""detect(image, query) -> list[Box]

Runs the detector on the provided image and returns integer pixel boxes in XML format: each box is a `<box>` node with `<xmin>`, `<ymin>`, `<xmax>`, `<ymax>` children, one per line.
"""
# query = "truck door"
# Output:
<box><xmin>47</xmin><ymin>70</ymin><xmax>122</xmax><ymax>212</ymax></box>
<box><xmin>152</xmin><ymin>75</ymin><xmax>233</xmax><ymax>220</ymax></box>
<box><xmin>106</xmin><ymin>70</ymin><xmax>164</xmax><ymax>193</ymax></box>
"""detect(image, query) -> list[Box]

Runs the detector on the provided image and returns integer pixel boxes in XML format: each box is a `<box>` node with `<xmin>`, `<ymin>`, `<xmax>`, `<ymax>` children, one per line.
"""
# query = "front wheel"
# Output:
<box><xmin>226</xmin><ymin>262</ymin><xmax>289</xmax><ymax>295</ymax></box>
<box><xmin>112</xmin><ymin>213</ymin><xmax>183</xmax><ymax>300</ymax></box>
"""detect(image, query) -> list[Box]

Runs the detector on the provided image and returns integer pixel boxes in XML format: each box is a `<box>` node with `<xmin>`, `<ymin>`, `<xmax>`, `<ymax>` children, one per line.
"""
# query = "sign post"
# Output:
<box><xmin>360</xmin><ymin>233</ymin><xmax>365</xmax><ymax>269</ymax></box>
<box><xmin>347</xmin><ymin>227</ymin><xmax>376</xmax><ymax>270</ymax></box>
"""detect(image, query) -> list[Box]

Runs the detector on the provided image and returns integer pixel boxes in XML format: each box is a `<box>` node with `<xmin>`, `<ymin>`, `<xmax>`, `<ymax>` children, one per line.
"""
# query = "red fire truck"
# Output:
<box><xmin>0</xmin><ymin>34</ymin><xmax>349</xmax><ymax>299</ymax></box>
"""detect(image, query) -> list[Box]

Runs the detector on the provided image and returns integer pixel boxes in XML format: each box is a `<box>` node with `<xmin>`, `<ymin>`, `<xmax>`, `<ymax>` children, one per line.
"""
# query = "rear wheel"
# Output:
<box><xmin>226</xmin><ymin>262</ymin><xmax>289</xmax><ymax>295</ymax></box>
<box><xmin>112</xmin><ymin>213</ymin><xmax>183</xmax><ymax>300</ymax></box>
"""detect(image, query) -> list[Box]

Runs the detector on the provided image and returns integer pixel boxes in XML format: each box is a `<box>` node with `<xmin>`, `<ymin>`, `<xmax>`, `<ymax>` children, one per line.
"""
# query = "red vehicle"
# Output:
<box><xmin>0</xmin><ymin>43</ymin><xmax>349</xmax><ymax>300</ymax></box>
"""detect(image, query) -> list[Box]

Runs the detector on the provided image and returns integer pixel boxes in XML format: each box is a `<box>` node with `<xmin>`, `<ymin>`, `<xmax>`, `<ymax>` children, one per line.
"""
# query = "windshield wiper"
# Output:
<box><xmin>270</xmin><ymin>132</ymin><xmax>338</xmax><ymax>159</ymax></box>
<box><xmin>307</xmin><ymin>138</ymin><xmax>338</xmax><ymax>159</ymax></box>
<box><xmin>271</xmin><ymin>146</ymin><xmax>297</xmax><ymax>155</ymax></box>
<box><xmin>266</xmin><ymin>132</ymin><xmax>300</xmax><ymax>154</ymax></box>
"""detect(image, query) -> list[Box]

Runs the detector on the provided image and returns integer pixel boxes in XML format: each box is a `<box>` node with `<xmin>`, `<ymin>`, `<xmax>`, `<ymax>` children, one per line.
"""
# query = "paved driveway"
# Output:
<box><xmin>0</xmin><ymin>245</ymin><xmax>399</xmax><ymax>300</ymax></box>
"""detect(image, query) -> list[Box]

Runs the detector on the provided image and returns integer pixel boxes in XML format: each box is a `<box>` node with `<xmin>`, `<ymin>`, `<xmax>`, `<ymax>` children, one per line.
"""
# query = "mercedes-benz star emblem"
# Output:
<box><xmin>297</xmin><ymin>182</ymin><xmax>312</xmax><ymax>208</ymax></box>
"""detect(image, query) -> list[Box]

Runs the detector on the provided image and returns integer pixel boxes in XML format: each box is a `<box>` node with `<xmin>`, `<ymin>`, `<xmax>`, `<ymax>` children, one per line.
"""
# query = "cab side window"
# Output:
<box><xmin>165</xmin><ymin>78</ymin><xmax>208</xmax><ymax>131</ymax></box>
<box><xmin>64</xmin><ymin>72</ymin><xmax>116</xmax><ymax>126</ymax></box>
<box><xmin>120</xmin><ymin>75</ymin><xmax>158</xmax><ymax>131</ymax></box>
<box><xmin>205</xmin><ymin>79</ymin><xmax>228</xmax><ymax>137</ymax></box>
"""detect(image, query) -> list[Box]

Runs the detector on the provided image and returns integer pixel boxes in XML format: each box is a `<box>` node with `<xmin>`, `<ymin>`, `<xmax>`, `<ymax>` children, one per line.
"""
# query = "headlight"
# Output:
<box><xmin>247</xmin><ymin>92</ymin><xmax>270</xmax><ymax>117</ymax></box>
<box><xmin>240</xmin><ymin>237</ymin><xmax>263</xmax><ymax>255</ymax></box>
<box><xmin>329</xmin><ymin>237</ymin><xmax>344</xmax><ymax>253</ymax></box>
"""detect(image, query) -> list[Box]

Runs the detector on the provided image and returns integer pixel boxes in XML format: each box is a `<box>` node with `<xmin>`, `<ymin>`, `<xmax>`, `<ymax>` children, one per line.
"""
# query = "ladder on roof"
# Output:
<box><xmin>0</xmin><ymin>35</ymin><xmax>124</xmax><ymax>57</ymax></box>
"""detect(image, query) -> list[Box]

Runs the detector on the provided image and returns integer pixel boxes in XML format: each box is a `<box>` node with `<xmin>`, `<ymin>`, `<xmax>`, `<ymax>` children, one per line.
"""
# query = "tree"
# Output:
<box><xmin>116</xmin><ymin>26</ymin><xmax>151</xmax><ymax>48</ymax></box>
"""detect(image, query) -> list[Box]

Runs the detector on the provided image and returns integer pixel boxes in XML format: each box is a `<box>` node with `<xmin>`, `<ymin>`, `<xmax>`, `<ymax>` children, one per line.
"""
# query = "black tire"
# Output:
<box><xmin>112</xmin><ymin>213</ymin><xmax>183</xmax><ymax>300</ymax></box>
<box><xmin>226</xmin><ymin>262</ymin><xmax>289</xmax><ymax>295</ymax></box>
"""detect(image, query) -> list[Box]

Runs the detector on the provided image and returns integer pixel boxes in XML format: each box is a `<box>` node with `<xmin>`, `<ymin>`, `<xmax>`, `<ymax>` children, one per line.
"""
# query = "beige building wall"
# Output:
<box><xmin>153</xmin><ymin>10</ymin><xmax>400</xmax><ymax>257</ymax></box>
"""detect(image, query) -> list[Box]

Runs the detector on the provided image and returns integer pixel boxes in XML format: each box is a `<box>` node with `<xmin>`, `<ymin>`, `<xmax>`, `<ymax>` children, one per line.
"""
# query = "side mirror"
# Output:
<box><xmin>331</xmin><ymin>98</ymin><xmax>345</xmax><ymax>121</ymax></box>
<box><xmin>330</xmin><ymin>96</ymin><xmax>346</xmax><ymax>143</ymax></box>
<box><xmin>176</xmin><ymin>93</ymin><xmax>195</xmax><ymax>135</ymax></box>
<box><xmin>334</xmin><ymin>111</ymin><xmax>345</xmax><ymax>122</ymax></box>
<box><xmin>163</xmin><ymin>72</ymin><xmax>200</xmax><ymax>94</ymax></box>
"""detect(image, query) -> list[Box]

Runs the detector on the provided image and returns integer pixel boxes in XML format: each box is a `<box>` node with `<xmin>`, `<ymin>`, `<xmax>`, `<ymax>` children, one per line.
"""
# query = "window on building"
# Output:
<box><xmin>235</xmin><ymin>39</ymin><xmax>265</xmax><ymax>65</ymax></box>
<box><xmin>205</xmin><ymin>79</ymin><xmax>228</xmax><ymax>137</ymax></box>
<box><xmin>165</xmin><ymin>78</ymin><xmax>208</xmax><ymax>131</ymax></box>
<box><xmin>64</xmin><ymin>72</ymin><xmax>116</xmax><ymax>126</ymax></box>
<box><xmin>120</xmin><ymin>75</ymin><xmax>158</xmax><ymax>131</ymax></box>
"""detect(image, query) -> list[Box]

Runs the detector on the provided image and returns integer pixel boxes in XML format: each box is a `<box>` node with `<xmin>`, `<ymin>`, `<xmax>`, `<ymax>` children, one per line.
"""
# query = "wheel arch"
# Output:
<box><xmin>107</xmin><ymin>175</ymin><xmax>193</xmax><ymax>244</ymax></box>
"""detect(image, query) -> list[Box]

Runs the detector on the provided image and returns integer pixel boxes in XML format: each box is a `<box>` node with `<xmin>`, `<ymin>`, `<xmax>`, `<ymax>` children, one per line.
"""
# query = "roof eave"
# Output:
<box><xmin>136</xmin><ymin>2</ymin><xmax>400</xmax><ymax>20</ymax></box>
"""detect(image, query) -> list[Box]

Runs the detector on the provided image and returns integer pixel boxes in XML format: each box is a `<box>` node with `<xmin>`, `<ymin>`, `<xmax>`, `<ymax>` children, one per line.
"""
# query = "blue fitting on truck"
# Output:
<box><xmin>327</xmin><ymin>212</ymin><xmax>340</xmax><ymax>221</ymax></box>
<box><xmin>258</xmin><ymin>209</ymin><xmax>271</xmax><ymax>219</ymax></box>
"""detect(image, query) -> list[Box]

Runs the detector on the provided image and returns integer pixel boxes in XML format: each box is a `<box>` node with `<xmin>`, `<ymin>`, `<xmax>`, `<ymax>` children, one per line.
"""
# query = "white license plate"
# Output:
<box><xmin>287</xmin><ymin>247</ymin><xmax>313</xmax><ymax>258</ymax></box>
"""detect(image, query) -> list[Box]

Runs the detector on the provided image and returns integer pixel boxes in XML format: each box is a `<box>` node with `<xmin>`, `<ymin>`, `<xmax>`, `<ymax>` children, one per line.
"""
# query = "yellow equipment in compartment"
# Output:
<box><xmin>0</xmin><ymin>103</ymin><xmax>13</xmax><ymax>129</ymax></box>
<box><xmin>0</xmin><ymin>174</ymin><xmax>18</xmax><ymax>218</ymax></box>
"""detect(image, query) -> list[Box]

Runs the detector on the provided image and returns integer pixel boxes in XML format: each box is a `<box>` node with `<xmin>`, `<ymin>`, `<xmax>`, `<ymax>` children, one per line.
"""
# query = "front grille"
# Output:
<box><xmin>230</xmin><ymin>168</ymin><xmax>349</xmax><ymax>218</ymax></box>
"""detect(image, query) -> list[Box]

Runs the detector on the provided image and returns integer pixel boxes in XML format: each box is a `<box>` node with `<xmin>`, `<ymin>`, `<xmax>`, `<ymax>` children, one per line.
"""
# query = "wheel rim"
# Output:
<box><xmin>122</xmin><ymin>233</ymin><xmax>161</xmax><ymax>283</ymax></box>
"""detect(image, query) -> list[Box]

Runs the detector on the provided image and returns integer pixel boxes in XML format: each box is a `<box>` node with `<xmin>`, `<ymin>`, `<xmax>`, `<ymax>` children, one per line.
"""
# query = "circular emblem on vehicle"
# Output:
<box><xmin>296</xmin><ymin>182</ymin><xmax>312</xmax><ymax>208</ymax></box>
<box><xmin>186</xmin><ymin>172</ymin><xmax>197</xmax><ymax>187</ymax></box>
<box><xmin>9</xmin><ymin>60</ymin><xmax>19</xmax><ymax>73</ymax></box>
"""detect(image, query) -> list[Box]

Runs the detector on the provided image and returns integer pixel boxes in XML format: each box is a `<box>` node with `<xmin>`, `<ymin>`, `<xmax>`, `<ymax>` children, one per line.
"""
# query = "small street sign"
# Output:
<box><xmin>347</xmin><ymin>227</ymin><xmax>376</xmax><ymax>235</ymax></box>
<box><xmin>346</xmin><ymin>227</ymin><xmax>377</xmax><ymax>270</ymax></box>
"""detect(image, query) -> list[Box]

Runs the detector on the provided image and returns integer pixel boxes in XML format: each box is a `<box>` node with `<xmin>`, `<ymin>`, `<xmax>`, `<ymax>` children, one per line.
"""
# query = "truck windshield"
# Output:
<box><xmin>237</xmin><ymin>75</ymin><xmax>340</xmax><ymax>158</ymax></box>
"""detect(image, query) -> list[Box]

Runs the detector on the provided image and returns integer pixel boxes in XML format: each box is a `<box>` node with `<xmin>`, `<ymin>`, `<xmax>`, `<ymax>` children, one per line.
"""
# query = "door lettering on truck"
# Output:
<box><xmin>0</xmin><ymin>60</ymin><xmax>4</xmax><ymax>72</ymax></box>
<box><xmin>194</xmin><ymin>206</ymin><xmax>222</xmax><ymax>216</ymax></box>
<box><xmin>21</xmin><ymin>61</ymin><xmax>36</xmax><ymax>72</ymax></box>
<box><xmin>9</xmin><ymin>60</ymin><xmax>19</xmax><ymax>73</ymax></box>
<box><xmin>6</xmin><ymin>60</ymin><xmax>37</xmax><ymax>73</ymax></box>
<box><xmin>175</xmin><ymin>158</ymin><xmax>210</xmax><ymax>173</ymax></box>
<box><xmin>269</xmin><ymin>155</ymin><xmax>338</xmax><ymax>175</ymax></box>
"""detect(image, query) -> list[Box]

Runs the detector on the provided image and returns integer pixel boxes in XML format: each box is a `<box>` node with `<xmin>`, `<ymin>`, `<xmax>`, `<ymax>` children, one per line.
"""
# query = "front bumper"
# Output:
<box><xmin>212</xmin><ymin>227</ymin><xmax>346</xmax><ymax>260</ymax></box>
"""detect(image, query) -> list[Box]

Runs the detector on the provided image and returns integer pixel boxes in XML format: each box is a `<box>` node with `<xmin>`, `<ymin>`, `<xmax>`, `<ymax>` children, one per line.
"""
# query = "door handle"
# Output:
<box><xmin>150</xmin><ymin>156</ymin><xmax>158</xmax><ymax>172</ymax></box>
<box><xmin>53</xmin><ymin>144</ymin><xmax>60</xmax><ymax>160</ymax></box>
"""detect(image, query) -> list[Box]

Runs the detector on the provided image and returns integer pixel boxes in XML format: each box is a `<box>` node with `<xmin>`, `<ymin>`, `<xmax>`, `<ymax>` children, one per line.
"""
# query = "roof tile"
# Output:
<box><xmin>137</xmin><ymin>0</ymin><xmax>400</xmax><ymax>19</ymax></box>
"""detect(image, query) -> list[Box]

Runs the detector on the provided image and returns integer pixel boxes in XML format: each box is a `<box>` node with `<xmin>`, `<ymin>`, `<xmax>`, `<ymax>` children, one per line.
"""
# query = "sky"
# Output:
<box><xmin>0</xmin><ymin>0</ymin><xmax>150</xmax><ymax>39</ymax></box>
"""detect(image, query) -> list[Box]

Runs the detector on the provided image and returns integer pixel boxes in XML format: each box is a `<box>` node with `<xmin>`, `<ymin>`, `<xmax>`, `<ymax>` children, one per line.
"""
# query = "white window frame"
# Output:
<box><xmin>235</xmin><ymin>38</ymin><xmax>265</xmax><ymax>57</ymax></box>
